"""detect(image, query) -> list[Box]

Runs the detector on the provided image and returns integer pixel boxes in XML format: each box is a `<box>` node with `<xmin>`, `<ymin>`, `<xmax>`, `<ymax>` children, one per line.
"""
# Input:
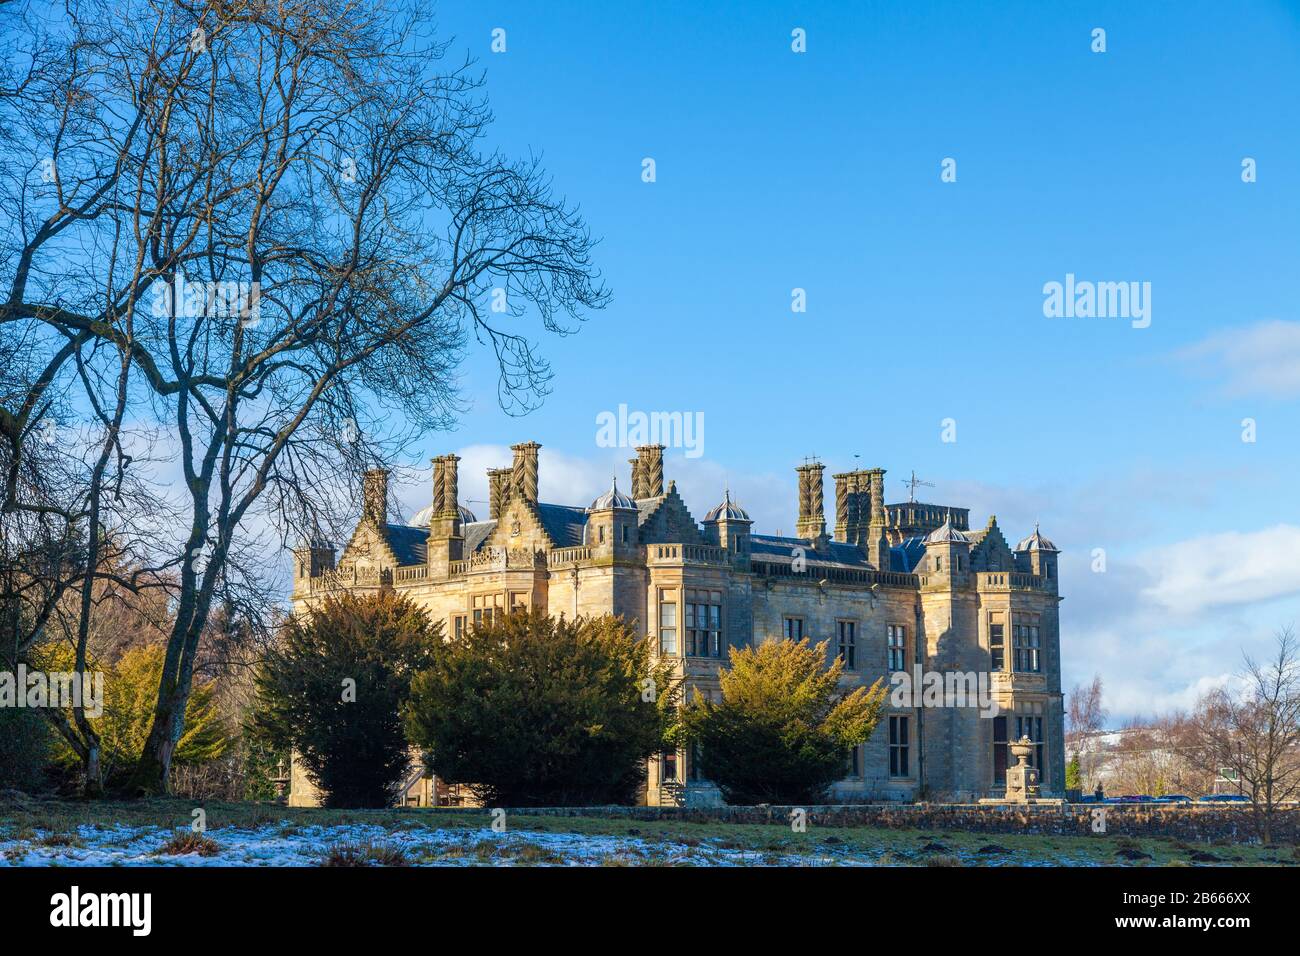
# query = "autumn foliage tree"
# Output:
<box><xmin>251</xmin><ymin>591</ymin><xmax>439</xmax><ymax>808</ymax></box>
<box><xmin>47</xmin><ymin>643</ymin><xmax>229</xmax><ymax>791</ymax></box>
<box><xmin>681</xmin><ymin>639</ymin><xmax>887</xmax><ymax>805</ymax></box>
<box><xmin>405</xmin><ymin>610</ymin><xmax>676</xmax><ymax>807</ymax></box>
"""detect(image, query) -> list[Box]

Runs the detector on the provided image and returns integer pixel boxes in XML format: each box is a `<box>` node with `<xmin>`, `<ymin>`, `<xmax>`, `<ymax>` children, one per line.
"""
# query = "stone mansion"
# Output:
<box><xmin>288</xmin><ymin>442</ymin><xmax>1065</xmax><ymax>807</ymax></box>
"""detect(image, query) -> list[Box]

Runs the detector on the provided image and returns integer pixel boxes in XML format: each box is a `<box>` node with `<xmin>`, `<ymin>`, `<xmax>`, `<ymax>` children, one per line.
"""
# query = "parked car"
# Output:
<box><xmin>1115</xmin><ymin>795</ymin><xmax>1153</xmax><ymax>803</ymax></box>
<box><xmin>1197</xmin><ymin>794</ymin><xmax>1251</xmax><ymax>803</ymax></box>
<box><xmin>1154</xmin><ymin>794</ymin><xmax>1192</xmax><ymax>804</ymax></box>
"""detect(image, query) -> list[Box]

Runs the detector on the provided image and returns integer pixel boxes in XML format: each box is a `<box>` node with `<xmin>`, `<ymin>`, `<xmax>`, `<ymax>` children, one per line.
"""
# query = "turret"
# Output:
<box><xmin>703</xmin><ymin>489</ymin><xmax>752</xmax><ymax>565</ymax></box>
<box><xmin>292</xmin><ymin>538</ymin><xmax>336</xmax><ymax>585</ymax></box>
<box><xmin>585</xmin><ymin>477</ymin><xmax>638</xmax><ymax>555</ymax></box>
<box><xmin>1015</xmin><ymin>524</ymin><xmax>1060</xmax><ymax>582</ymax></box>
<box><xmin>923</xmin><ymin>512</ymin><xmax>971</xmax><ymax>588</ymax></box>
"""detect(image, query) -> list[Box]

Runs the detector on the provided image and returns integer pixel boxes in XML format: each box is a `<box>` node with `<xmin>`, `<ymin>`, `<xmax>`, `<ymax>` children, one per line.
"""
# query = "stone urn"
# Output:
<box><xmin>1005</xmin><ymin>735</ymin><xmax>1040</xmax><ymax>802</ymax></box>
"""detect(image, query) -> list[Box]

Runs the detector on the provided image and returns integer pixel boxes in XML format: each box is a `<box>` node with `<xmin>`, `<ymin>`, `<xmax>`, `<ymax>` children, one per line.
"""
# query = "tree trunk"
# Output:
<box><xmin>84</xmin><ymin>744</ymin><xmax>103</xmax><ymax>798</ymax></box>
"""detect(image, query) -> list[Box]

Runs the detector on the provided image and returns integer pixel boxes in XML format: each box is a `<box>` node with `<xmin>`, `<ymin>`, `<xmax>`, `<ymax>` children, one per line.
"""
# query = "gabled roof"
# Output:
<box><xmin>634</xmin><ymin>482</ymin><xmax>703</xmax><ymax>545</ymax></box>
<box><xmin>634</xmin><ymin>495</ymin><xmax>665</xmax><ymax>526</ymax></box>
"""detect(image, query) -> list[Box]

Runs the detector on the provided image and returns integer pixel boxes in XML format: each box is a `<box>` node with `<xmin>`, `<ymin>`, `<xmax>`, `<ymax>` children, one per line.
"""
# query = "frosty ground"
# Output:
<box><xmin>0</xmin><ymin>797</ymin><xmax>1294</xmax><ymax>867</ymax></box>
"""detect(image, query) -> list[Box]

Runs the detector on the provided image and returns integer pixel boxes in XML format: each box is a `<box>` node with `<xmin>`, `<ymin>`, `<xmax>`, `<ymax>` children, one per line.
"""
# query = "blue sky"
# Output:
<box><xmin>374</xmin><ymin>1</ymin><xmax>1300</xmax><ymax>721</ymax></box>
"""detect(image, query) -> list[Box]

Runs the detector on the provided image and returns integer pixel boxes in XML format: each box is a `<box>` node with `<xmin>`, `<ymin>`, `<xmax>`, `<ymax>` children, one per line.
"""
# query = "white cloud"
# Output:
<box><xmin>1176</xmin><ymin>319</ymin><xmax>1300</xmax><ymax>398</ymax></box>
<box><xmin>1137</xmin><ymin>524</ymin><xmax>1300</xmax><ymax>615</ymax></box>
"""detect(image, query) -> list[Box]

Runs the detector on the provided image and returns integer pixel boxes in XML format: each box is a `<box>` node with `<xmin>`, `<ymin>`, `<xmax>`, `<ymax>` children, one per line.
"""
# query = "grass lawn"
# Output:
<box><xmin>2</xmin><ymin>795</ymin><xmax>1297</xmax><ymax>866</ymax></box>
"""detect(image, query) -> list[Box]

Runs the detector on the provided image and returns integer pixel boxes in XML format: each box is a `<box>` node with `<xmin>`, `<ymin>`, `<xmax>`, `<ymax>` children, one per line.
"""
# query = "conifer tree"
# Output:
<box><xmin>252</xmin><ymin>591</ymin><xmax>438</xmax><ymax>808</ymax></box>
<box><xmin>681</xmin><ymin>639</ymin><xmax>886</xmax><ymax>805</ymax></box>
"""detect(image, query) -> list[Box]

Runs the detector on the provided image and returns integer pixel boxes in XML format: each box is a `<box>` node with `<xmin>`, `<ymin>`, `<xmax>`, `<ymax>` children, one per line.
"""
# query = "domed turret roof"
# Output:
<box><xmin>925</xmin><ymin>513</ymin><xmax>970</xmax><ymax>544</ymax></box>
<box><xmin>1015</xmin><ymin>524</ymin><xmax>1059</xmax><ymax>553</ymax></box>
<box><xmin>704</xmin><ymin>488</ymin><xmax>750</xmax><ymax>522</ymax></box>
<box><xmin>588</xmin><ymin>477</ymin><xmax>636</xmax><ymax>512</ymax></box>
<box><xmin>409</xmin><ymin>503</ymin><xmax>477</xmax><ymax>527</ymax></box>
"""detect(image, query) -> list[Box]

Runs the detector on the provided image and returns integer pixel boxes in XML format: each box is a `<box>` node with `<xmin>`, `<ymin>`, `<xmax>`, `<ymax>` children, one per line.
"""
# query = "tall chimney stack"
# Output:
<box><xmin>362</xmin><ymin>468</ymin><xmax>389</xmax><ymax>526</ymax></box>
<box><xmin>441</xmin><ymin>455</ymin><xmax>460</xmax><ymax>516</ymax></box>
<box><xmin>795</xmin><ymin>461</ymin><xmax>826</xmax><ymax>543</ymax></box>
<box><xmin>488</xmin><ymin>467</ymin><xmax>511</xmax><ymax>519</ymax></box>
<box><xmin>637</xmin><ymin>444</ymin><xmax>665</xmax><ymax>497</ymax></box>
<box><xmin>431</xmin><ymin>457</ymin><xmax>447</xmax><ymax>517</ymax></box>
<box><xmin>510</xmin><ymin>441</ymin><xmax>541</xmax><ymax>505</ymax></box>
<box><xmin>866</xmin><ymin>467</ymin><xmax>888</xmax><ymax>568</ymax></box>
<box><xmin>629</xmin><ymin>457</ymin><xmax>644</xmax><ymax>499</ymax></box>
<box><xmin>427</xmin><ymin>455</ymin><xmax>463</xmax><ymax>577</ymax></box>
<box><xmin>833</xmin><ymin>471</ymin><xmax>861</xmax><ymax>542</ymax></box>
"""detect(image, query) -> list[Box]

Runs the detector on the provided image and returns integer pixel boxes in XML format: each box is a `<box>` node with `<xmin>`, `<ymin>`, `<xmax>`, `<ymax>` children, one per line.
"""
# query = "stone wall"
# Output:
<box><xmin>484</xmin><ymin>803</ymin><xmax>1296</xmax><ymax>843</ymax></box>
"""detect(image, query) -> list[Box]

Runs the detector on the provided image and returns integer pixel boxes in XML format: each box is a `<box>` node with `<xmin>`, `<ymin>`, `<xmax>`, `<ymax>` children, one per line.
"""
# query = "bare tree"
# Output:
<box><xmin>1</xmin><ymin>0</ymin><xmax>607</xmax><ymax>794</ymax></box>
<box><xmin>1065</xmin><ymin>674</ymin><xmax>1107</xmax><ymax>790</ymax></box>
<box><xmin>1184</xmin><ymin>626</ymin><xmax>1300</xmax><ymax>844</ymax></box>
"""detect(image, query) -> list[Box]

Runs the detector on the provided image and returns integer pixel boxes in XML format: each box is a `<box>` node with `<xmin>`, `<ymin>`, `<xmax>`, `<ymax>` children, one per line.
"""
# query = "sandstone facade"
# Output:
<box><xmin>288</xmin><ymin>444</ymin><xmax>1064</xmax><ymax>808</ymax></box>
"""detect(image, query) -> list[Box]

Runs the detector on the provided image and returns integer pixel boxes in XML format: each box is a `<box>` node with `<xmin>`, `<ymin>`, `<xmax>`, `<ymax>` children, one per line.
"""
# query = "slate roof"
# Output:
<box><xmin>536</xmin><ymin>503</ymin><xmax>588</xmax><ymax>547</ymax></box>
<box><xmin>462</xmin><ymin>520</ymin><xmax>496</xmax><ymax>553</ymax></box>
<box><xmin>750</xmin><ymin>534</ymin><xmax>871</xmax><ymax>570</ymax></box>
<box><xmin>890</xmin><ymin>536</ymin><xmax>928</xmax><ymax>572</ymax></box>
<box><xmin>383</xmin><ymin>523</ymin><xmax>428</xmax><ymax>566</ymax></box>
